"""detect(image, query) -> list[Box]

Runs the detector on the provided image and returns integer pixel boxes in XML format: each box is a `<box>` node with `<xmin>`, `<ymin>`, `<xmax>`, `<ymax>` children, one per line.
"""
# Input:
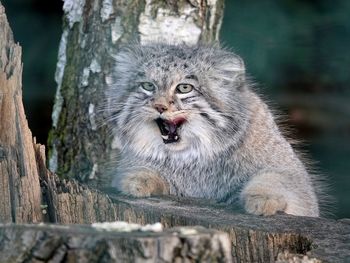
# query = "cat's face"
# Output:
<box><xmin>106</xmin><ymin>44</ymin><xmax>249</xmax><ymax>160</ymax></box>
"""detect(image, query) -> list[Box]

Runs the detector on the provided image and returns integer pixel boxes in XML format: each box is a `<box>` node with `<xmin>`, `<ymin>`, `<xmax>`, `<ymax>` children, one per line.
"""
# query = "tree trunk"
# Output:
<box><xmin>0</xmin><ymin>4</ymin><xmax>43</xmax><ymax>223</ymax></box>
<box><xmin>49</xmin><ymin>0</ymin><xmax>224</xmax><ymax>183</ymax></box>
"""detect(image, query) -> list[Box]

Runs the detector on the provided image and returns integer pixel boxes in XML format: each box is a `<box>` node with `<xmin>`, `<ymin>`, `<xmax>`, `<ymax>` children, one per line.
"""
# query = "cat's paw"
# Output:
<box><xmin>119</xmin><ymin>172</ymin><xmax>169</xmax><ymax>197</ymax></box>
<box><xmin>243</xmin><ymin>193</ymin><xmax>287</xmax><ymax>216</ymax></box>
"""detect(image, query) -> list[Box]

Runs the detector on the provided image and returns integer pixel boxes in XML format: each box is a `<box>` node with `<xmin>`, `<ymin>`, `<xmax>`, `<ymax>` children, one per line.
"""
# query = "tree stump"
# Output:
<box><xmin>40</xmin><ymin>176</ymin><xmax>350</xmax><ymax>263</ymax></box>
<box><xmin>0</xmin><ymin>3</ymin><xmax>43</xmax><ymax>223</ymax></box>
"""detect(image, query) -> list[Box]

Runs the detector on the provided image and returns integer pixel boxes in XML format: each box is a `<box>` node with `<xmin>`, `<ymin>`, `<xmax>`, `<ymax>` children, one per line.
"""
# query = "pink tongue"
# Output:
<box><xmin>171</xmin><ymin>117</ymin><xmax>186</xmax><ymax>126</ymax></box>
<box><xmin>164</xmin><ymin>117</ymin><xmax>186</xmax><ymax>135</ymax></box>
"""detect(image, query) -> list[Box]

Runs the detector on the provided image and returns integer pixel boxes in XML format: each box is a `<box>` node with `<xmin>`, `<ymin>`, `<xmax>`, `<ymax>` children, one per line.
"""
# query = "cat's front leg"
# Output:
<box><xmin>241</xmin><ymin>172</ymin><xmax>287</xmax><ymax>216</ymax></box>
<box><xmin>240</xmin><ymin>171</ymin><xmax>318</xmax><ymax>216</ymax></box>
<box><xmin>113</xmin><ymin>169</ymin><xmax>170</xmax><ymax>197</ymax></box>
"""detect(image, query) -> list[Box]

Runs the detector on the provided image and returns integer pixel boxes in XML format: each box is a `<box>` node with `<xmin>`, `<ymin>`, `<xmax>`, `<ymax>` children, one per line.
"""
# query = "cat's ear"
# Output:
<box><xmin>217</xmin><ymin>53</ymin><xmax>245</xmax><ymax>83</ymax></box>
<box><xmin>219</xmin><ymin>53</ymin><xmax>245</xmax><ymax>74</ymax></box>
<box><xmin>207</xmin><ymin>50</ymin><xmax>246</xmax><ymax>91</ymax></box>
<box><xmin>112</xmin><ymin>43</ymin><xmax>142</xmax><ymax>78</ymax></box>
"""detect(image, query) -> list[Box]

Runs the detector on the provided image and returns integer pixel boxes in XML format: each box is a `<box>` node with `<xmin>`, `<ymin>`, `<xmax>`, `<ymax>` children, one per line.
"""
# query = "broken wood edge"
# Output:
<box><xmin>0</xmin><ymin>2</ymin><xmax>43</xmax><ymax>223</ymax></box>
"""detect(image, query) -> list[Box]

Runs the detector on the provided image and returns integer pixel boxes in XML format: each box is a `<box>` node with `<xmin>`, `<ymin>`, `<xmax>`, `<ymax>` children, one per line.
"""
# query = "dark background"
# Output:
<box><xmin>2</xmin><ymin>0</ymin><xmax>349</xmax><ymax>218</ymax></box>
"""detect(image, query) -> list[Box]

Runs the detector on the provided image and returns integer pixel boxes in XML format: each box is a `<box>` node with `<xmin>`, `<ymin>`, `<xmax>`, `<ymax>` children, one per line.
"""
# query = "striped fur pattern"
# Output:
<box><xmin>103</xmin><ymin>43</ymin><xmax>320</xmax><ymax>217</ymax></box>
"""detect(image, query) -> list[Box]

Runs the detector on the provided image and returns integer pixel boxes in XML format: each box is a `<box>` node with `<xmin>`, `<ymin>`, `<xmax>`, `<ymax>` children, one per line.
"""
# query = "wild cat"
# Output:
<box><xmin>103</xmin><ymin>42</ymin><xmax>320</xmax><ymax>217</ymax></box>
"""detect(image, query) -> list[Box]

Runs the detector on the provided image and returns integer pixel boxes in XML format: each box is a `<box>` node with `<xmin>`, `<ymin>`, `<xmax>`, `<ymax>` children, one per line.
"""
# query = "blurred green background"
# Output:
<box><xmin>2</xmin><ymin>0</ymin><xmax>349</xmax><ymax>218</ymax></box>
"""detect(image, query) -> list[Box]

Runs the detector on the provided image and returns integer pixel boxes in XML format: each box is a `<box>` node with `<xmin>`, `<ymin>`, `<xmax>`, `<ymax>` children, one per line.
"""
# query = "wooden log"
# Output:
<box><xmin>0</xmin><ymin>3</ymin><xmax>43</xmax><ymax>223</ymax></box>
<box><xmin>38</xmin><ymin>171</ymin><xmax>350</xmax><ymax>263</ymax></box>
<box><xmin>0</xmin><ymin>223</ymin><xmax>232</xmax><ymax>262</ymax></box>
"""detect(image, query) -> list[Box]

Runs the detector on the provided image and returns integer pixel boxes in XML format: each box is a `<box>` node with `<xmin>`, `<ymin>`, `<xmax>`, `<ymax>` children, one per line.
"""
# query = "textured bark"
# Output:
<box><xmin>49</xmin><ymin>0</ymin><xmax>225</xmax><ymax>183</ymax></box>
<box><xmin>0</xmin><ymin>224</ymin><xmax>232</xmax><ymax>263</ymax></box>
<box><xmin>39</xmin><ymin>174</ymin><xmax>349</xmax><ymax>263</ymax></box>
<box><xmin>0</xmin><ymin>4</ymin><xmax>43</xmax><ymax>223</ymax></box>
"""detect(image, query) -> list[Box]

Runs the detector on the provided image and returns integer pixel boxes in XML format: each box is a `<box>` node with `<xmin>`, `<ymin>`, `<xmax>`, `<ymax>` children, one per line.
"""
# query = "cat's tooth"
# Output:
<box><xmin>174</xmin><ymin>135</ymin><xmax>178</xmax><ymax>140</ymax></box>
<box><xmin>161</xmin><ymin>135</ymin><xmax>169</xmax><ymax>140</ymax></box>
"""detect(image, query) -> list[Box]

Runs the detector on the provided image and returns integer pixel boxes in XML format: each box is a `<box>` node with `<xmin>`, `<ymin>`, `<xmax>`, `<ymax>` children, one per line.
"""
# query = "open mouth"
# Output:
<box><xmin>155</xmin><ymin>117</ymin><xmax>186</xmax><ymax>144</ymax></box>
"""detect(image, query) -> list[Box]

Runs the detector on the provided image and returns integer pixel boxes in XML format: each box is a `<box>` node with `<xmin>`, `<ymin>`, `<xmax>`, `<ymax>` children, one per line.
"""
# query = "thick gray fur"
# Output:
<box><xmin>103</xmin><ymin>42</ymin><xmax>322</xmax><ymax>217</ymax></box>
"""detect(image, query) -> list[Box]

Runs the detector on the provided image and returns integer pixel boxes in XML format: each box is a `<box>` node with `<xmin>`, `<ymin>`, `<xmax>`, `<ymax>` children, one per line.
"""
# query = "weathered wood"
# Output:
<box><xmin>49</xmin><ymin>0</ymin><xmax>225</xmax><ymax>184</ymax></box>
<box><xmin>276</xmin><ymin>251</ymin><xmax>322</xmax><ymax>263</ymax></box>
<box><xmin>0</xmin><ymin>3</ymin><xmax>43</xmax><ymax>223</ymax></box>
<box><xmin>38</xmin><ymin>171</ymin><xmax>350</xmax><ymax>263</ymax></box>
<box><xmin>0</xmin><ymin>224</ymin><xmax>232</xmax><ymax>262</ymax></box>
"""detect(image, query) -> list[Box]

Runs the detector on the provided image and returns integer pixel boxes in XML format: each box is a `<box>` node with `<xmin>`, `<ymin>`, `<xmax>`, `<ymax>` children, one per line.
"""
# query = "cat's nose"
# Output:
<box><xmin>154</xmin><ymin>103</ymin><xmax>168</xmax><ymax>113</ymax></box>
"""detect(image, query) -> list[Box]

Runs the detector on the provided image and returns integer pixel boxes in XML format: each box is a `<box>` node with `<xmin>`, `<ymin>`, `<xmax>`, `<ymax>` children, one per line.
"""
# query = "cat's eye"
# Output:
<box><xmin>176</xmin><ymin>84</ymin><xmax>193</xmax><ymax>94</ymax></box>
<box><xmin>140</xmin><ymin>82</ymin><xmax>155</xmax><ymax>92</ymax></box>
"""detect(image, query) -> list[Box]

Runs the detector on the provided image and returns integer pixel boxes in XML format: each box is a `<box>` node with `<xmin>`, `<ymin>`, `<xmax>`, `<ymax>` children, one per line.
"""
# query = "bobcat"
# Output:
<box><xmin>103</xmin><ymin>43</ymin><xmax>321</xmax><ymax>217</ymax></box>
